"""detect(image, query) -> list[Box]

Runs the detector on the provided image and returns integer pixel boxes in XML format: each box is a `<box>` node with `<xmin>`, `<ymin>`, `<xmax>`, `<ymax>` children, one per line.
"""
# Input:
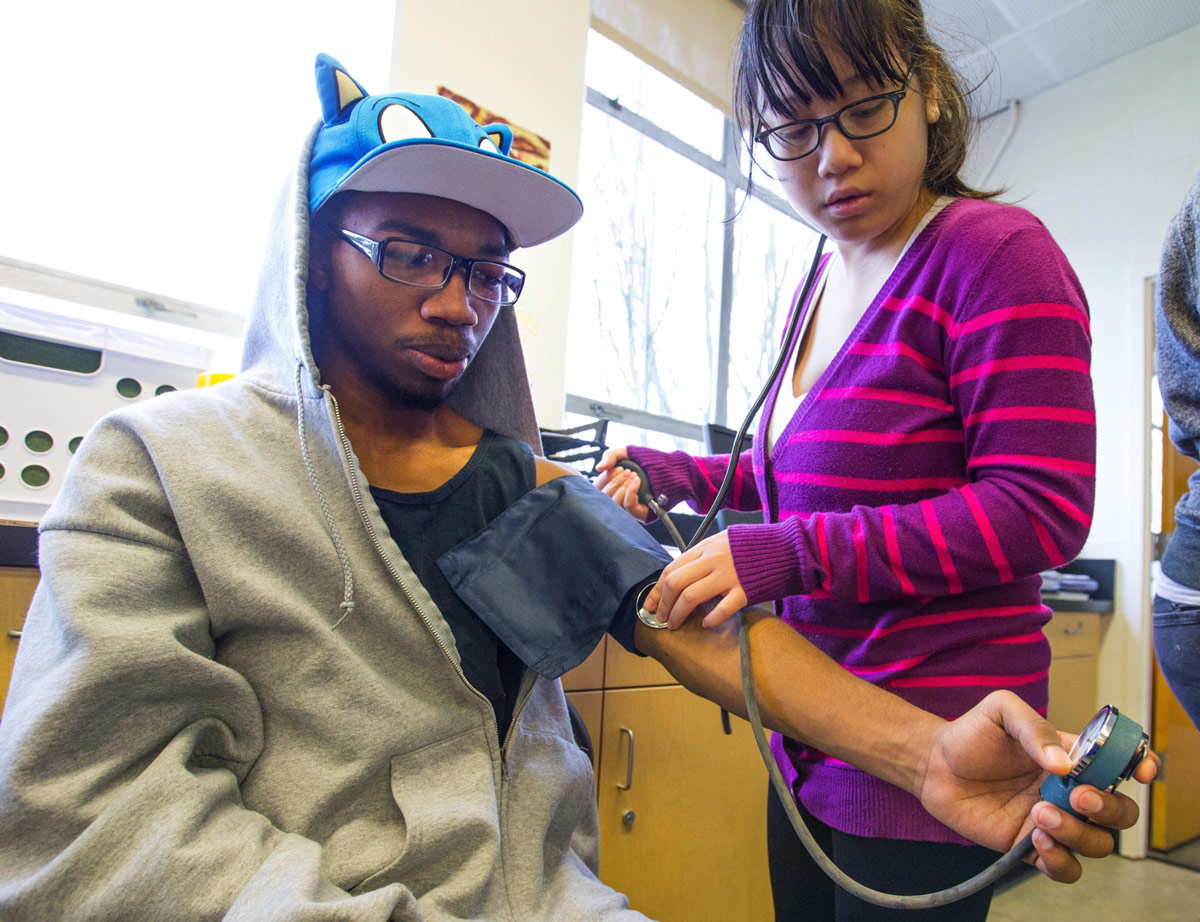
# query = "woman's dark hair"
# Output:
<box><xmin>734</xmin><ymin>0</ymin><xmax>996</xmax><ymax>199</ymax></box>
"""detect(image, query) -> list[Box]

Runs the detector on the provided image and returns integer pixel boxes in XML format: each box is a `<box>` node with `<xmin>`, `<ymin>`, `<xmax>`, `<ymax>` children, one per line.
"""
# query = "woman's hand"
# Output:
<box><xmin>643</xmin><ymin>531</ymin><xmax>748</xmax><ymax>629</ymax></box>
<box><xmin>594</xmin><ymin>448</ymin><xmax>651</xmax><ymax>521</ymax></box>
<box><xmin>916</xmin><ymin>690</ymin><xmax>1159</xmax><ymax>882</ymax></box>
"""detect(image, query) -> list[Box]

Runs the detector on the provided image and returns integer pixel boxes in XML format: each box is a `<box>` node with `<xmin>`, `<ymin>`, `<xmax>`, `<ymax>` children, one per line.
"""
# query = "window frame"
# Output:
<box><xmin>565</xmin><ymin>76</ymin><xmax>808</xmax><ymax>444</ymax></box>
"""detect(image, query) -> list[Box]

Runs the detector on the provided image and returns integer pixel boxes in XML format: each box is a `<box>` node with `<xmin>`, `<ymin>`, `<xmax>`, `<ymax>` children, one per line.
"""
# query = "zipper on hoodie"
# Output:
<box><xmin>500</xmin><ymin>669</ymin><xmax>539</xmax><ymax>773</ymax></box>
<box><xmin>324</xmin><ymin>387</ymin><xmax>539</xmax><ymax>921</ymax></box>
<box><xmin>324</xmin><ymin>386</ymin><xmax>544</xmax><ymax>922</ymax></box>
<box><xmin>322</xmin><ymin>385</ymin><xmax>538</xmax><ymax>765</ymax></box>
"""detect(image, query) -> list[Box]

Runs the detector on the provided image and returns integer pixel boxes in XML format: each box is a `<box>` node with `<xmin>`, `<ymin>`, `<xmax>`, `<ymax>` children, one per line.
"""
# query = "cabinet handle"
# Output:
<box><xmin>617</xmin><ymin>727</ymin><xmax>635</xmax><ymax>791</ymax></box>
<box><xmin>1064</xmin><ymin>623</ymin><xmax>1086</xmax><ymax>635</ymax></box>
<box><xmin>6</xmin><ymin>630</ymin><xmax>21</xmax><ymax>640</ymax></box>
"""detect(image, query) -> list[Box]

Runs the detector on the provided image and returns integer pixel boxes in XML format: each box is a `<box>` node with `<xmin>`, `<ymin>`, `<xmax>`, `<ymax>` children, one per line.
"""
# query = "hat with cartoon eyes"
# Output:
<box><xmin>308</xmin><ymin>54</ymin><xmax>583</xmax><ymax>248</ymax></box>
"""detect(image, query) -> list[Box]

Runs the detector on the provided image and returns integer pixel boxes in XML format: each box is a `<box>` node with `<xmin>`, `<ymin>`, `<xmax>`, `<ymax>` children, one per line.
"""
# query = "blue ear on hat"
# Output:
<box><xmin>315</xmin><ymin>53</ymin><xmax>367</xmax><ymax>125</ymax></box>
<box><xmin>481</xmin><ymin>123</ymin><xmax>514</xmax><ymax>157</ymax></box>
<box><xmin>307</xmin><ymin>54</ymin><xmax>584</xmax><ymax>246</ymax></box>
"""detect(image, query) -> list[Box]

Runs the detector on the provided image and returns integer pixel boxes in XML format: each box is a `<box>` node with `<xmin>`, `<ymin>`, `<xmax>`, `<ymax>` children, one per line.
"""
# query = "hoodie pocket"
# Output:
<box><xmin>350</xmin><ymin>730</ymin><xmax>500</xmax><ymax>910</ymax></box>
<box><xmin>502</xmin><ymin>727</ymin><xmax>601</xmax><ymax>888</ymax></box>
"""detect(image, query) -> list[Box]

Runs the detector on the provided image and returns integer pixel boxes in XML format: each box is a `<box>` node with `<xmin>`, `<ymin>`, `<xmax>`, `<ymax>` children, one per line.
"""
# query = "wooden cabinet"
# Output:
<box><xmin>1</xmin><ymin>566</ymin><xmax>39</xmax><ymax>713</ymax></box>
<box><xmin>1045</xmin><ymin>610</ymin><xmax>1101</xmax><ymax>733</ymax></box>
<box><xmin>564</xmin><ymin>638</ymin><xmax>774</xmax><ymax>922</ymax></box>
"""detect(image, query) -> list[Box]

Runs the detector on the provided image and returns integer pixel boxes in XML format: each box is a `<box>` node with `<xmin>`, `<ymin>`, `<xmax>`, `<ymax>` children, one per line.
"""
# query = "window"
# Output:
<box><xmin>564</xmin><ymin>31</ymin><xmax>818</xmax><ymax>454</ymax></box>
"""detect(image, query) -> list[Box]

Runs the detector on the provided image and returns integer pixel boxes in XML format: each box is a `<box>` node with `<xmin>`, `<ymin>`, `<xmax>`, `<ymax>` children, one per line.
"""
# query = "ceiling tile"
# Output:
<box><xmin>990</xmin><ymin>0</ymin><xmax>1091</xmax><ymax>26</ymax></box>
<box><xmin>1025</xmin><ymin>0</ymin><xmax>1200</xmax><ymax>86</ymax></box>
<box><xmin>922</xmin><ymin>0</ymin><xmax>1017</xmax><ymax>50</ymax></box>
<box><xmin>953</xmin><ymin>35</ymin><xmax>1058</xmax><ymax>116</ymax></box>
<box><xmin>924</xmin><ymin>0</ymin><xmax>1200</xmax><ymax>113</ymax></box>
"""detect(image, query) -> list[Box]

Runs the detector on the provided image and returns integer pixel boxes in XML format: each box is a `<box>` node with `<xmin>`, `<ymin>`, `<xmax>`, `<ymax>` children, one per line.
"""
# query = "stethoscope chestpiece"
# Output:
<box><xmin>1038</xmin><ymin>705</ymin><xmax>1150</xmax><ymax>819</ymax></box>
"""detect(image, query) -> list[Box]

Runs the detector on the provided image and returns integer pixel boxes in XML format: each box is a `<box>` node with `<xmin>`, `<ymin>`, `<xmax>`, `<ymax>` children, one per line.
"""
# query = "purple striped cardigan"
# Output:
<box><xmin>628</xmin><ymin>197</ymin><xmax>1095</xmax><ymax>843</ymax></box>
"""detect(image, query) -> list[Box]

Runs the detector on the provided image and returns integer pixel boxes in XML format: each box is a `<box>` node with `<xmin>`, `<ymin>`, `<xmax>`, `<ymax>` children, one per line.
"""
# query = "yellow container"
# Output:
<box><xmin>196</xmin><ymin>372</ymin><xmax>235</xmax><ymax>388</ymax></box>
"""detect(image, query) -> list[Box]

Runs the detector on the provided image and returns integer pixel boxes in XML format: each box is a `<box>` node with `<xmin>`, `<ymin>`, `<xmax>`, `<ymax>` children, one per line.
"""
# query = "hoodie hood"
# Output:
<box><xmin>239</xmin><ymin>121</ymin><xmax>545</xmax><ymax>451</ymax></box>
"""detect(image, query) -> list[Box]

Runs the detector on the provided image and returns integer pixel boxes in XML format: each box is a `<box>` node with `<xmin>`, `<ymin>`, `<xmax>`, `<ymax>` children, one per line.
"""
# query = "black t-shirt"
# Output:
<box><xmin>370</xmin><ymin>431</ymin><xmax>534</xmax><ymax>741</ymax></box>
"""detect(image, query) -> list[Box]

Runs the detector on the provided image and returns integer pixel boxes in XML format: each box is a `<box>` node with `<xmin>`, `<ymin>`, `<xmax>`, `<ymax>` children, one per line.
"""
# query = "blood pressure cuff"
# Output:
<box><xmin>437</xmin><ymin>475</ymin><xmax>671</xmax><ymax>679</ymax></box>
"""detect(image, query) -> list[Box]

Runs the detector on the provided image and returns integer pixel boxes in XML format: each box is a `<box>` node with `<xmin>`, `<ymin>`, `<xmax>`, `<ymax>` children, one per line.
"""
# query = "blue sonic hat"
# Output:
<box><xmin>309</xmin><ymin>54</ymin><xmax>583</xmax><ymax>248</ymax></box>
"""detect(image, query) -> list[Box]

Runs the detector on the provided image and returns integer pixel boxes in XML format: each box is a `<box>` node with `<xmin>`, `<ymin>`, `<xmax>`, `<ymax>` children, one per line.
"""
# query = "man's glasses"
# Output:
<box><xmin>340</xmin><ymin>229</ymin><xmax>526</xmax><ymax>306</ymax></box>
<box><xmin>755</xmin><ymin>73</ymin><xmax>912</xmax><ymax>162</ymax></box>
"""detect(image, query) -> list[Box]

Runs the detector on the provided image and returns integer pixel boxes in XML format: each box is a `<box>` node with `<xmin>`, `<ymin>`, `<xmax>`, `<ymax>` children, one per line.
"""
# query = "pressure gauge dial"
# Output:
<box><xmin>1039</xmin><ymin>705</ymin><xmax>1149</xmax><ymax>819</ymax></box>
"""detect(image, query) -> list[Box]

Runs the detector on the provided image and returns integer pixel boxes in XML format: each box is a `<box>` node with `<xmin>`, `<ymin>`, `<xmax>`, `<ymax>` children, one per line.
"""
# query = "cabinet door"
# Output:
<box><xmin>1045</xmin><ymin>611</ymin><xmax>1101</xmax><ymax>733</ymax></box>
<box><xmin>563</xmin><ymin>637</ymin><xmax>607</xmax><ymax>692</ymax></box>
<box><xmin>1</xmin><ymin>566</ymin><xmax>39</xmax><ymax>713</ymax></box>
<box><xmin>1047</xmin><ymin>655</ymin><xmax>1099</xmax><ymax>734</ymax></box>
<box><xmin>597</xmin><ymin>685</ymin><xmax>773</xmax><ymax>922</ymax></box>
<box><xmin>565</xmin><ymin>689</ymin><xmax>604</xmax><ymax>774</ymax></box>
<box><xmin>604</xmin><ymin>632</ymin><xmax>675</xmax><ymax>688</ymax></box>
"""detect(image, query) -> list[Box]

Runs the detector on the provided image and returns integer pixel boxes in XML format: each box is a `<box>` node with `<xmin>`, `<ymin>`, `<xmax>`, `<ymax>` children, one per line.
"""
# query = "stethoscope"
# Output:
<box><xmin>617</xmin><ymin>235</ymin><xmax>1150</xmax><ymax>909</ymax></box>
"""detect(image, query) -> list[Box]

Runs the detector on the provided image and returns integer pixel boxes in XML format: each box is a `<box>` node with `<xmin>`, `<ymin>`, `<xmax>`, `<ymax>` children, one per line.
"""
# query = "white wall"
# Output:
<box><xmin>390</xmin><ymin>0</ymin><xmax>593</xmax><ymax>426</ymax></box>
<box><xmin>966</xmin><ymin>22</ymin><xmax>1200</xmax><ymax>854</ymax></box>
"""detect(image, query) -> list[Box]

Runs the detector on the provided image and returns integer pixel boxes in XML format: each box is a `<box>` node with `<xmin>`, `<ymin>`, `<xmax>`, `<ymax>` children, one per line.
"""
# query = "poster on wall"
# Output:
<box><xmin>436</xmin><ymin>87</ymin><xmax>553</xmax><ymax>170</ymax></box>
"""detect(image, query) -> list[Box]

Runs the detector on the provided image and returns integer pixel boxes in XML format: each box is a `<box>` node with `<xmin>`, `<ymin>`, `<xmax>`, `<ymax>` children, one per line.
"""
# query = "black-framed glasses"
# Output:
<box><xmin>755</xmin><ymin>73</ymin><xmax>912</xmax><ymax>162</ymax></box>
<box><xmin>340</xmin><ymin>229</ymin><xmax>526</xmax><ymax>306</ymax></box>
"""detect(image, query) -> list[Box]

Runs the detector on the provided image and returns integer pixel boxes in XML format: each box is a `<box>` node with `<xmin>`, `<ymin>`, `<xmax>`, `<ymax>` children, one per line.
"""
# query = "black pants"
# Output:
<box><xmin>767</xmin><ymin>786</ymin><xmax>998</xmax><ymax>922</ymax></box>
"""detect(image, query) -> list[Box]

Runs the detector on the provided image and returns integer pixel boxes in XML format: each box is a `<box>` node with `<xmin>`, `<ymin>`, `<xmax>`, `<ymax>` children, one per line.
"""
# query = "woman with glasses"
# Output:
<box><xmin>597</xmin><ymin>1</ymin><xmax>1095</xmax><ymax>919</ymax></box>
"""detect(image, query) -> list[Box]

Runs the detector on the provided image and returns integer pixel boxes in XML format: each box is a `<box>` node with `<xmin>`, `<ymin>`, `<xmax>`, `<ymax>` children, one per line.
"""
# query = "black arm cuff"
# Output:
<box><xmin>437</xmin><ymin>476</ymin><xmax>670</xmax><ymax>678</ymax></box>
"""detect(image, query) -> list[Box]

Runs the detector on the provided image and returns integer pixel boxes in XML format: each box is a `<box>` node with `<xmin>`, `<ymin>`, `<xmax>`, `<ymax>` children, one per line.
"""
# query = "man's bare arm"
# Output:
<box><xmin>633</xmin><ymin>609</ymin><xmax>1157</xmax><ymax>883</ymax></box>
<box><xmin>635</xmin><ymin>608</ymin><xmax>934</xmax><ymax>793</ymax></box>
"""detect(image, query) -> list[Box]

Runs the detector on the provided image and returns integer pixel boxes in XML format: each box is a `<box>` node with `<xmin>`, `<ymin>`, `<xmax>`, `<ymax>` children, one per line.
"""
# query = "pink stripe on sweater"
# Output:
<box><xmin>816</xmin><ymin>512</ymin><xmax>832</xmax><ymax>592</ymax></box>
<box><xmin>1027</xmin><ymin>510</ymin><xmax>1065</xmax><ymax>567</ymax></box>
<box><xmin>848</xmin><ymin>340</ymin><xmax>940</xmax><ymax>370</ymax></box>
<box><xmin>846</xmin><ymin>654</ymin><xmax>931</xmax><ymax>678</ymax></box>
<box><xmin>1032</xmin><ymin>488</ymin><xmax>1093</xmax><ymax>526</ymax></box>
<box><xmin>961</xmin><ymin>485</ymin><xmax>1013</xmax><ymax>583</ymax></box>
<box><xmin>950</xmin><ymin>355</ymin><xmax>1090</xmax><ymax>387</ymax></box>
<box><xmin>882</xmin><ymin>297</ymin><xmax>1088</xmax><ymax>338</ymax></box>
<box><xmin>800</xmin><ymin>603</ymin><xmax>1048</xmax><ymax>640</ymax></box>
<box><xmin>969</xmin><ymin>454</ymin><xmax>1096</xmax><ymax>477</ymax></box>
<box><xmin>881</xmin><ymin>295</ymin><xmax>953</xmax><ymax>330</ymax></box>
<box><xmin>789</xmin><ymin>429</ymin><xmax>962</xmax><ymax>446</ymax></box>
<box><xmin>888</xmin><ymin>668</ymin><xmax>1048</xmax><ymax>689</ymax></box>
<box><xmin>982</xmin><ymin>631</ymin><xmax>1047</xmax><ymax>645</ymax></box>
<box><xmin>853</xmin><ymin>518</ymin><xmax>869</xmax><ymax>603</ymax></box>
<box><xmin>964</xmin><ymin>405</ymin><xmax>1095</xmax><ymax>426</ymax></box>
<box><xmin>921</xmin><ymin>499</ymin><xmax>963</xmax><ymax>594</ymax></box>
<box><xmin>881</xmin><ymin>506</ymin><xmax>915</xmax><ymax>595</ymax></box>
<box><xmin>778</xmin><ymin>509</ymin><xmax>815</xmax><ymax>521</ymax></box>
<box><xmin>697</xmin><ymin>458</ymin><xmax>721</xmax><ymax>509</ymax></box>
<box><xmin>817</xmin><ymin>386</ymin><xmax>953</xmax><ymax>411</ymax></box>
<box><xmin>955</xmin><ymin>303</ymin><xmax>1089</xmax><ymax>337</ymax></box>
<box><xmin>776</xmin><ymin>471</ymin><xmax>967</xmax><ymax>492</ymax></box>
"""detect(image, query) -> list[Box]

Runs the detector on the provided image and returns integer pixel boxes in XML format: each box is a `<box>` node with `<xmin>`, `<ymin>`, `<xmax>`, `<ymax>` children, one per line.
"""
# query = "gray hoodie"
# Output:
<box><xmin>1157</xmin><ymin>173</ymin><xmax>1200</xmax><ymax>591</ymax></box>
<box><xmin>0</xmin><ymin>126</ymin><xmax>648</xmax><ymax>922</ymax></box>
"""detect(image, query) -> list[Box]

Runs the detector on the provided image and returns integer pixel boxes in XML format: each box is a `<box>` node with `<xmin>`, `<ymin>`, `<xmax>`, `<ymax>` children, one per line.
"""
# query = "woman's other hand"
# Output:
<box><xmin>595</xmin><ymin>448</ymin><xmax>651</xmax><ymax>522</ymax></box>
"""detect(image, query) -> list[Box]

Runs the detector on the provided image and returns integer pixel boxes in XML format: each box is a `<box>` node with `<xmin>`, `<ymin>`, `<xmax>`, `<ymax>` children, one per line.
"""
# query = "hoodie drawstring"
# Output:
<box><xmin>295</xmin><ymin>361</ymin><xmax>357</xmax><ymax>628</ymax></box>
